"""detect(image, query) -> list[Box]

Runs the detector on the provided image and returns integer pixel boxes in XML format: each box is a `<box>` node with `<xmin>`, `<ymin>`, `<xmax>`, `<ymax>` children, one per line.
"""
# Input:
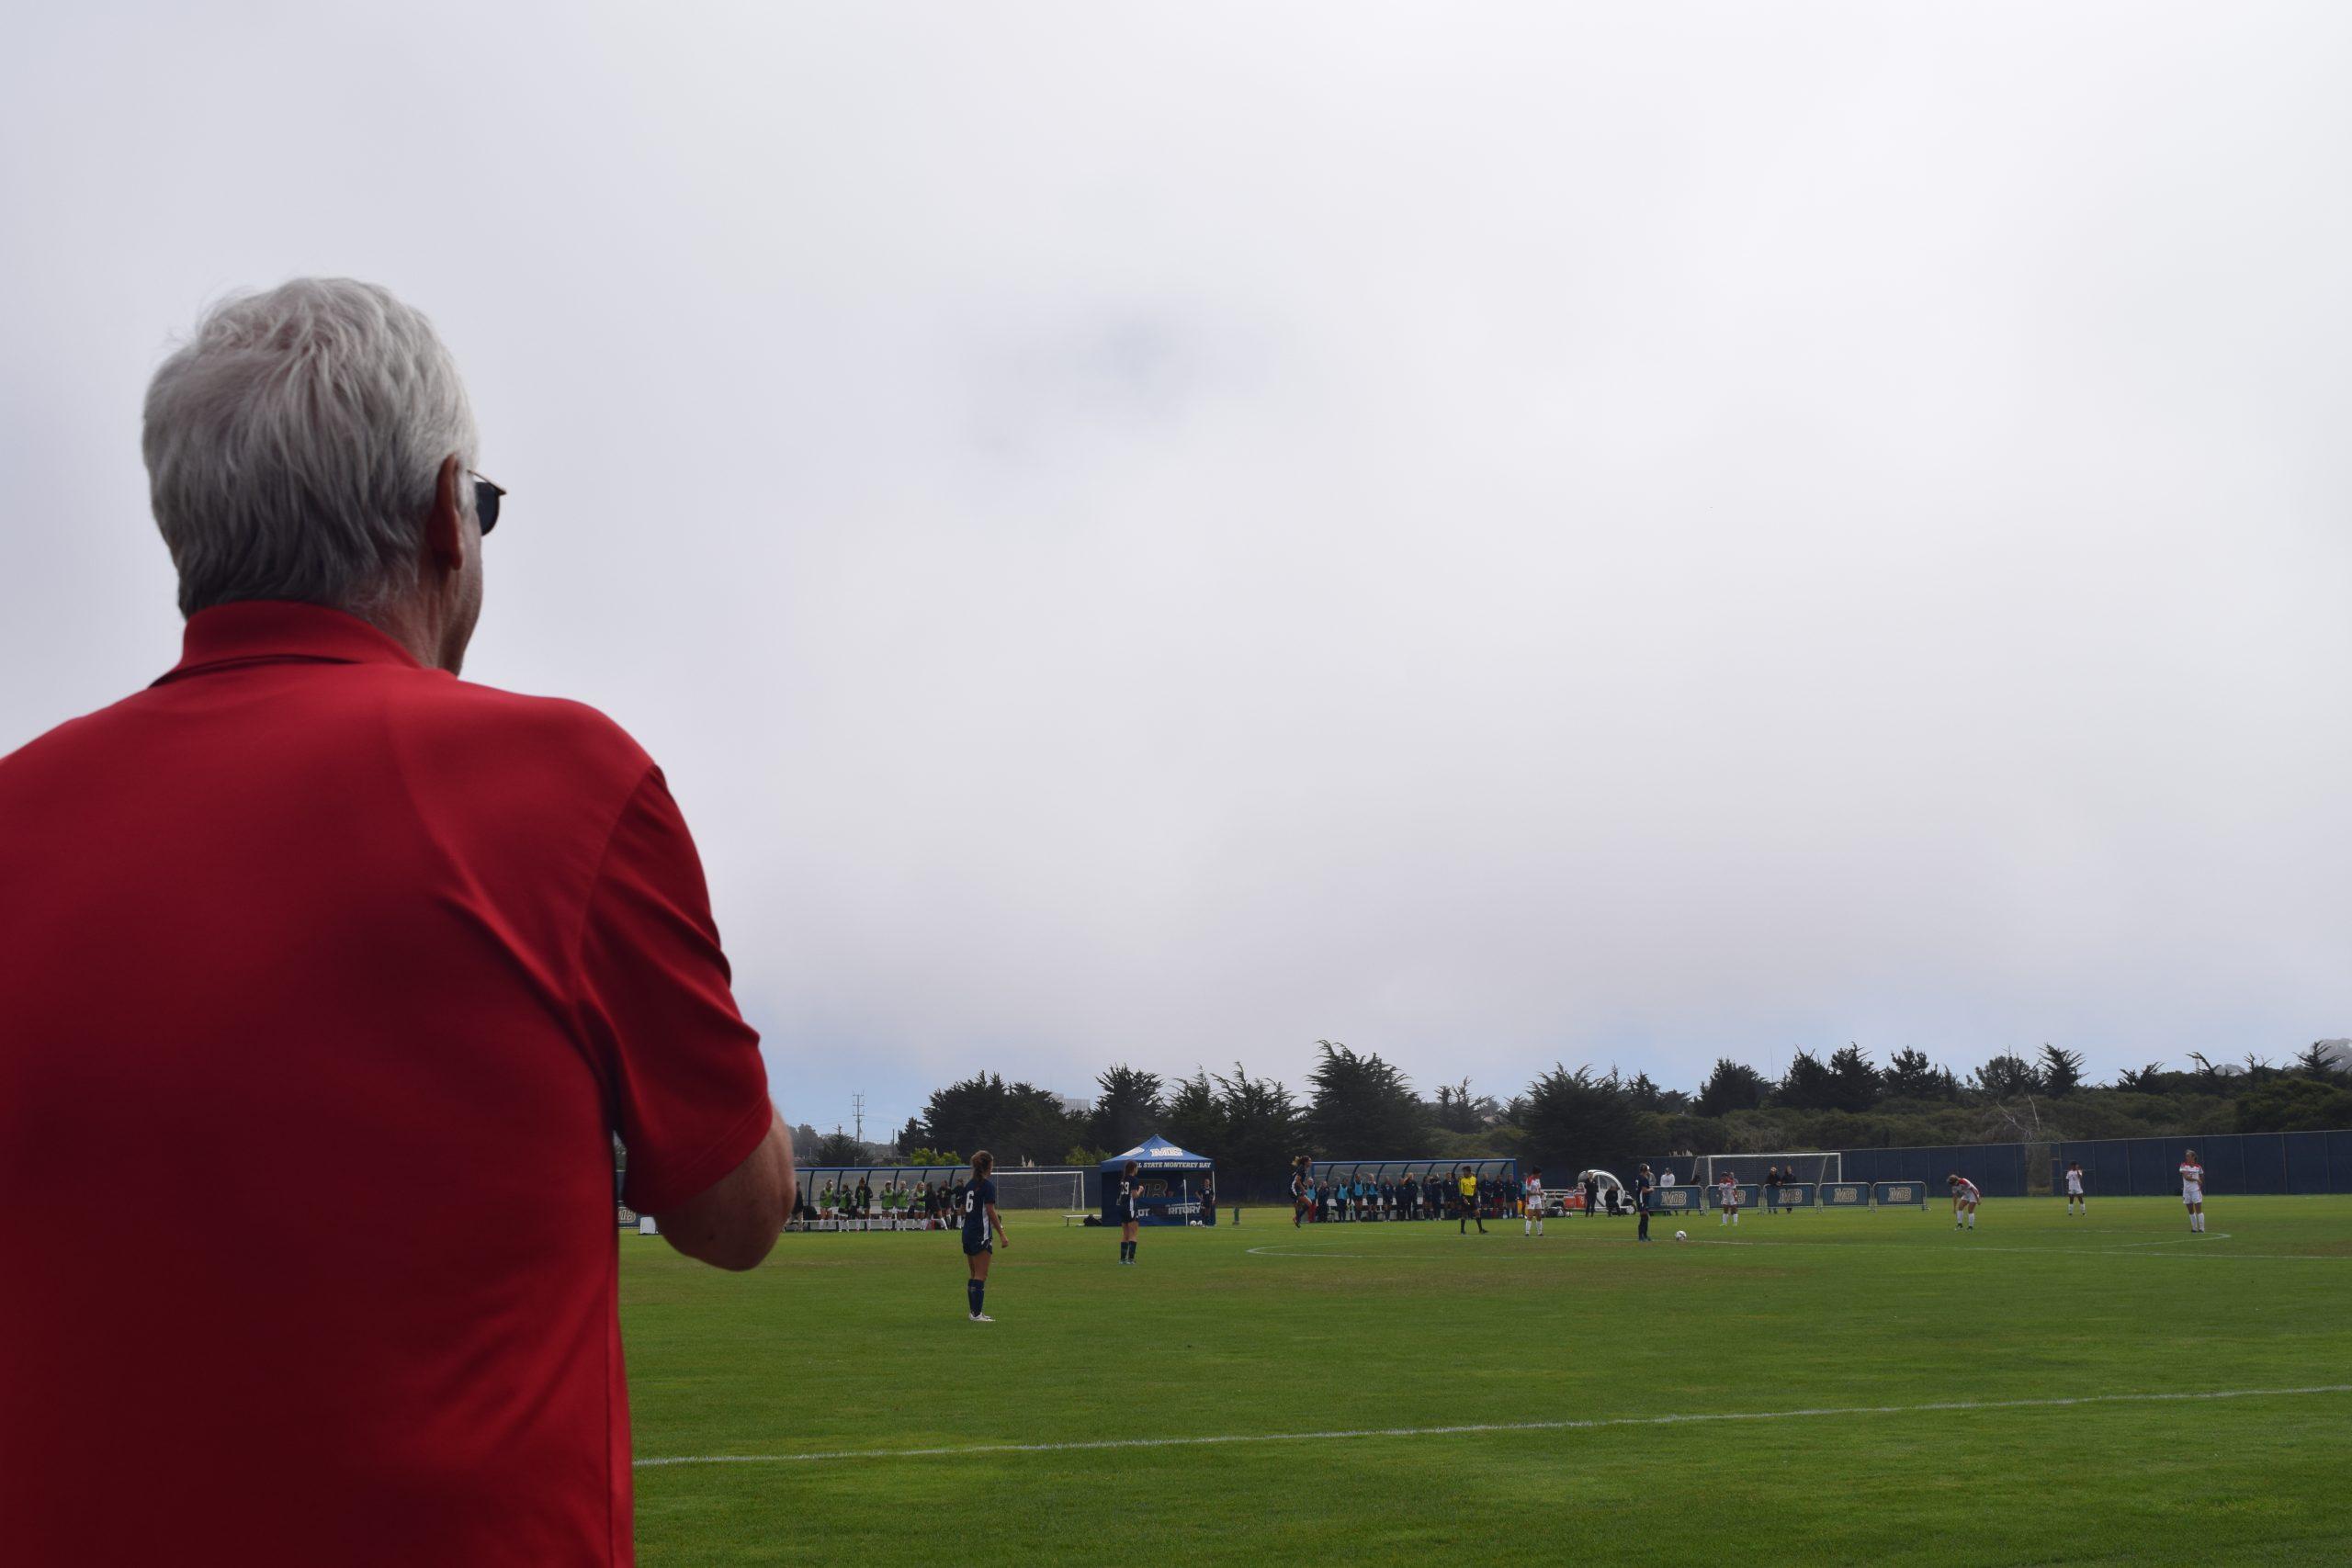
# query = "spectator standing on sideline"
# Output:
<box><xmin>0</xmin><ymin>280</ymin><xmax>796</xmax><ymax>1567</ymax></box>
<box><xmin>1583</xmin><ymin>1169</ymin><xmax>1600</xmax><ymax>1217</ymax></box>
<box><xmin>1634</xmin><ymin>1164</ymin><xmax>1656</xmax><ymax>1242</ymax></box>
<box><xmin>1765</xmin><ymin>1167</ymin><xmax>1783</xmax><ymax>1213</ymax></box>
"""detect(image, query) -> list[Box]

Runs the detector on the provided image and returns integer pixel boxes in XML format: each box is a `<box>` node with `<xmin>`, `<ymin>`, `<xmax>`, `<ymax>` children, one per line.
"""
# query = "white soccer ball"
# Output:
<box><xmin>1674</xmin><ymin>1229</ymin><xmax>1688</xmax><ymax>1241</ymax></box>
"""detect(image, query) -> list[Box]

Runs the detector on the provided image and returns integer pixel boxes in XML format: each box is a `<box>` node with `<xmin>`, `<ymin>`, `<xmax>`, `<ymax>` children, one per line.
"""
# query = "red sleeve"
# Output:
<box><xmin>572</xmin><ymin>766</ymin><xmax>773</xmax><ymax>1215</ymax></box>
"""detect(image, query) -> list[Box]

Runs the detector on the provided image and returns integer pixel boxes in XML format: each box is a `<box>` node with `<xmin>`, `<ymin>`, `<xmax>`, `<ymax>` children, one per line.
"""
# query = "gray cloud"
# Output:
<box><xmin>6</xmin><ymin>5</ymin><xmax>2348</xmax><ymax>1136</ymax></box>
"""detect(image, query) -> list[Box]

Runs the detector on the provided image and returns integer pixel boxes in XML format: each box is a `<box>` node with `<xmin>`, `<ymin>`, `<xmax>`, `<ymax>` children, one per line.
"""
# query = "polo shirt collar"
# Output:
<box><xmin>156</xmin><ymin>600</ymin><xmax>427</xmax><ymax>685</ymax></box>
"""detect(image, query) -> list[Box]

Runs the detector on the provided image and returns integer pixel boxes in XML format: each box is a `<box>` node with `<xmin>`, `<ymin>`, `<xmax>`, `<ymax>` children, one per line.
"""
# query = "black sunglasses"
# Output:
<box><xmin>470</xmin><ymin>472</ymin><xmax>505</xmax><ymax>536</ymax></box>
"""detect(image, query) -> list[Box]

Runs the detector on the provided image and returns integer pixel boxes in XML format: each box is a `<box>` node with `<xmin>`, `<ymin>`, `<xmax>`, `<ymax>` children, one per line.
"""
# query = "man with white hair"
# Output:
<box><xmin>0</xmin><ymin>278</ymin><xmax>797</xmax><ymax>1565</ymax></box>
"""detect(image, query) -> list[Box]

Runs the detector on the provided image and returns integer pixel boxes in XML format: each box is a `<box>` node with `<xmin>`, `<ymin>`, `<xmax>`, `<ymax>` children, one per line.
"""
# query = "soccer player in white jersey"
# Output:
<box><xmin>1948</xmin><ymin>1173</ymin><xmax>1980</xmax><ymax>1229</ymax></box>
<box><xmin>1717</xmin><ymin>1171</ymin><xmax>1741</xmax><ymax>1226</ymax></box>
<box><xmin>2180</xmin><ymin>1149</ymin><xmax>2207</xmax><ymax>1232</ymax></box>
<box><xmin>2063</xmin><ymin>1160</ymin><xmax>2087</xmax><ymax>1216</ymax></box>
<box><xmin>1523</xmin><ymin>1168</ymin><xmax>1545</xmax><ymax>1236</ymax></box>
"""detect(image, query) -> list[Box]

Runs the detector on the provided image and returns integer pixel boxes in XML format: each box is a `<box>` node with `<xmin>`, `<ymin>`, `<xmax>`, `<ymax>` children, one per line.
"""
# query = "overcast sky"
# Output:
<box><xmin>6</xmin><ymin>5</ymin><xmax>2348</xmax><ymax>1139</ymax></box>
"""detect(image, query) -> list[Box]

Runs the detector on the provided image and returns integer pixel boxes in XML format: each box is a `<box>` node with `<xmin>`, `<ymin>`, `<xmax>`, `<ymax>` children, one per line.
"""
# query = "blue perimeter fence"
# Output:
<box><xmin>1641</xmin><ymin>1128</ymin><xmax>2352</xmax><ymax>1200</ymax></box>
<box><xmin>2056</xmin><ymin>1131</ymin><xmax>2352</xmax><ymax>1197</ymax></box>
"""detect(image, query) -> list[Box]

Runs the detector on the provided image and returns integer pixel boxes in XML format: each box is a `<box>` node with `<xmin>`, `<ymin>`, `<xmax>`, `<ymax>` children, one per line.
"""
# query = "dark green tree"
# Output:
<box><xmin>1160</xmin><ymin>1070</ymin><xmax>1225</xmax><ymax>1156</ymax></box>
<box><xmin>1624</xmin><ymin>1071</ymin><xmax>1673</xmax><ymax>1111</ymax></box>
<box><xmin>1969</xmin><ymin>1053</ymin><xmax>2041</xmax><ymax>1100</ymax></box>
<box><xmin>1695</xmin><ymin>1058</ymin><xmax>1769</xmax><ymax>1116</ymax></box>
<box><xmin>1823</xmin><ymin>1044</ymin><xmax>1881</xmax><ymax>1111</ymax></box>
<box><xmin>814</xmin><ymin>1127</ymin><xmax>863</xmax><ymax>1166</ymax></box>
<box><xmin>915</xmin><ymin>1073</ymin><xmax>1016</xmax><ymax>1158</ymax></box>
<box><xmin>1088</xmin><ymin>1064</ymin><xmax>1165</xmax><ymax>1154</ymax></box>
<box><xmin>1432</xmin><ymin>1078</ymin><xmax>1487</xmax><ymax>1134</ymax></box>
<box><xmin>2235</xmin><ymin>1075</ymin><xmax>2352</xmax><ymax>1133</ymax></box>
<box><xmin>1884</xmin><ymin>1047</ymin><xmax>1958</xmax><ymax>1100</ymax></box>
<box><xmin>2037</xmin><ymin>1043</ymin><xmax>2086</xmax><ymax>1097</ymax></box>
<box><xmin>914</xmin><ymin>1073</ymin><xmax>1087</xmax><ymax>1166</ymax></box>
<box><xmin>1212</xmin><ymin>1064</ymin><xmax>1306</xmax><ymax>1194</ymax></box>
<box><xmin>1776</xmin><ymin>1049</ymin><xmax>1837</xmax><ymax>1110</ymax></box>
<box><xmin>1002</xmin><ymin>1087</ymin><xmax>1090</xmax><ymax>1166</ymax></box>
<box><xmin>2293</xmin><ymin>1043</ymin><xmax>2346</xmax><ymax>1082</ymax></box>
<box><xmin>1517</xmin><ymin>1066</ymin><xmax>1645</xmax><ymax>1173</ymax></box>
<box><xmin>2113</xmin><ymin>1061</ymin><xmax>2165</xmax><ymax>1092</ymax></box>
<box><xmin>1305</xmin><ymin>1040</ymin><xmax>1430</xmax><ymax>1156</ymax></box>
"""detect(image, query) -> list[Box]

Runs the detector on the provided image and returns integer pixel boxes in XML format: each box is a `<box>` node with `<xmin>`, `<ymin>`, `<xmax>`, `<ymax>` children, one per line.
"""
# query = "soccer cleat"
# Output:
<box><xmin>969</xmin><ymin>1313</ymin><xmax>994</xmax><ymax>1323</ymax></box>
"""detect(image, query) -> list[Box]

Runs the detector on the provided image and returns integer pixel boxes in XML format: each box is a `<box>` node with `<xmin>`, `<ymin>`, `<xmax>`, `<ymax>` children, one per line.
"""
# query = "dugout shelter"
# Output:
<box><xmin>1101</xmin><ymin>1134</ymin><xmax>1216</xmax><ymax>1224</ymax></box>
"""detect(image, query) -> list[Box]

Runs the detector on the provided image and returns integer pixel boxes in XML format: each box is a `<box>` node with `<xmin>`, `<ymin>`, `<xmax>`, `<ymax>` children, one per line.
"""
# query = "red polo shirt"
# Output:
<box><xmin>0</xmin><ymin>602</ymin><xmax>773</xmax><ymax>1566</ymax></box>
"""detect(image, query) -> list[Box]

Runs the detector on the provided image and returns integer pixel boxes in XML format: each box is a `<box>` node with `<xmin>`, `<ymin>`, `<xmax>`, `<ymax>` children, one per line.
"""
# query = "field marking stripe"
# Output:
<box><xmin>1249</xmin><ymin>1234</ymin><xmax>2349</xmax><ymax>1264</ymax></box>
<box><xmin>635</xmin><ymin>1382</ymin><xmax>2352</xmax><ymax>1469</ymax></box>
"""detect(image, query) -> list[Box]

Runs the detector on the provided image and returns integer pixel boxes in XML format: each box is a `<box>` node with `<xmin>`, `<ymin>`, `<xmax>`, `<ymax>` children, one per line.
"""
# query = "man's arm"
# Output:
<box><xmin>656</xmin><ymin>1106</ymin><xmax>797</xmax><ymax>1270</ymax></box>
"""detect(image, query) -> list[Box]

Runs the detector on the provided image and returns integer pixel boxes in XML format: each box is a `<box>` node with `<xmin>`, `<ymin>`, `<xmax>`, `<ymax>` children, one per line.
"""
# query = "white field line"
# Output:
<box><xmin>1247</xmin><ymin>1233</ymin><xmax>2350</xmax><ymax>1264</ymax></box>
<box><xmin>1686</xmin><ymin>1233</ymin><xmax>2346</xmax><ymax>1263</ymax></box>
<box><xmin>636</xmin><ymin>1383</ymin><xmax>2352</xmax><ymax>1469</ymax></box>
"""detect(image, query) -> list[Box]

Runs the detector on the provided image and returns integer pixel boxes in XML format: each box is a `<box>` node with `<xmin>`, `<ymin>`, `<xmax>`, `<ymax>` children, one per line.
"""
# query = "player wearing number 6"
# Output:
<box><xmin>1948</xmin><ymin>1173</ymin><xmax>1980</xmax><ymax>1230</ymax></box>
<box><xmin>962</xmin><ymin>1150</ymin><xmax>1010</xmax><ymax>1321</ymax></box>
<box><xmin>2180</xmin><ymin>1149</ymin><xmax>2207</xmax><ymax>1233</ymax></box>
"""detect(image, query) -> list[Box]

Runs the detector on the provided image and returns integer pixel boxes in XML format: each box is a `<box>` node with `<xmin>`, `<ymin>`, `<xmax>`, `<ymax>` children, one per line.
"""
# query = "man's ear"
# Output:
<box><xmin>424</xmin><ymin>454</ymin><xmax>469</xmax><ymax>574</ymax></box>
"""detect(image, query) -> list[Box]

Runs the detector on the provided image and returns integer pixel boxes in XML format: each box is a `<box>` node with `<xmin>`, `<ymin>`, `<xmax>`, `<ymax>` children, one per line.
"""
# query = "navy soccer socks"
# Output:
<box><xmin>967</xmin><ymin>1280</ymin><xmax>984</xmax><ymax>1316</ymax></box>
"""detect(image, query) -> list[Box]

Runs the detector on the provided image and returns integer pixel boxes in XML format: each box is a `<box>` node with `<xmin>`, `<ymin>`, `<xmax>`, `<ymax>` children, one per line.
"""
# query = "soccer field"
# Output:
<box><xmin>623</xmin><ymin>1197</ymin><xmax>2352</xmax><ymax>1566</ymax></box>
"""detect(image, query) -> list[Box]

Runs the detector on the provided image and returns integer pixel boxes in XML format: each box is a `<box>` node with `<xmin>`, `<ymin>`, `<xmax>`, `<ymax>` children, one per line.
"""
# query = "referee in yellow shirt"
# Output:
<box><xmin>1457</xmin><ymin>1166</ymin><xmax>1486</xmax><ymax>1235</ymax></box>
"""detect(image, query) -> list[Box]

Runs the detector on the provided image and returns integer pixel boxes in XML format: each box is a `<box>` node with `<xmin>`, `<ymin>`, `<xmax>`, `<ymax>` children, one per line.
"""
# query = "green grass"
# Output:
<box><xmin>623</xmin><ymin>1197</ymin><xmax>2352</xmax><ymax>1566</ymax></box>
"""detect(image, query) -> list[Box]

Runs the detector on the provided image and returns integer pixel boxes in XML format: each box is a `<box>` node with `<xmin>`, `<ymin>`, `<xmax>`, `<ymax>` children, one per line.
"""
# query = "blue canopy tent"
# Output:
<box><xmin>1101</xmin><ymin>1134</ymin><xmax>1216</xmax><ymax>1225</ymax></box>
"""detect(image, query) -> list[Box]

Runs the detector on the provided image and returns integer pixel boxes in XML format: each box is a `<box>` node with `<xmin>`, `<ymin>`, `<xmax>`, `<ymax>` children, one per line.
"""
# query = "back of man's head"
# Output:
<box><xmin>143</xmin><ymin>278</ymin><xmax>477</xmax><ymax>616</ymax></box>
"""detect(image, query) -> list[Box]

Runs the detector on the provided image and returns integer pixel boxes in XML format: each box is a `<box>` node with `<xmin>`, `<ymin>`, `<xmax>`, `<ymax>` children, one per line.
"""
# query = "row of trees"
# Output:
<box><xmin>874</xmin><ymin>1039</ymin><xmax>2352</xmax><ymax>1197</ymax></box>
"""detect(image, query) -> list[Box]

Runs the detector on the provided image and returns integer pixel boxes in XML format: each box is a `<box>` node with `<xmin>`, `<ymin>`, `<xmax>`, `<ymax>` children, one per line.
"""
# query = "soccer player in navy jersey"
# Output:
<box><xmin>962</xmin><ymin>1151</ymin><xmax>1009</xmax><ymax>1321</ymax></box>
<box><xmin>1634</xmin><ymin>1164</ymin><xmax>1656</xmax><ymax>1243</ymax></box>
<box><xmin>1114</xmin><ymin>1158</ymin><xmax>1143</xmax><ymax>1264</ymax></box>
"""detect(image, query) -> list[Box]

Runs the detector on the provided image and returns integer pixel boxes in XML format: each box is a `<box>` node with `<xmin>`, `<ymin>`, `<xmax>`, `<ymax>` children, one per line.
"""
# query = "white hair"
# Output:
<box><xmin>143</xmin><ymin>278</ymin><xmax>478</xmax><ymax>615</ymax></box>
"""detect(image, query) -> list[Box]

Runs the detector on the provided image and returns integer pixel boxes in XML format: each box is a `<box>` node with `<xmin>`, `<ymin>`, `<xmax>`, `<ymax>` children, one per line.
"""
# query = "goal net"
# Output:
<box><xmin>989</xmin><ymin>1168</ymin><xmax>1086</xmax><ymax>1212</ymax></box>
<box><xmin>1697</xmin><ymin>1152</ymin><xmax>1840</xmax><ymax>1186</ymax></box>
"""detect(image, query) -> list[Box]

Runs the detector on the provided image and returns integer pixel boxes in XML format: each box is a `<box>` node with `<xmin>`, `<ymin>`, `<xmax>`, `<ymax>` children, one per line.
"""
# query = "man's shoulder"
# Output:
<box><xmin>389</xmin><ymin>674</ymin><xmax>655</xmax><ymax>795</ymax></box>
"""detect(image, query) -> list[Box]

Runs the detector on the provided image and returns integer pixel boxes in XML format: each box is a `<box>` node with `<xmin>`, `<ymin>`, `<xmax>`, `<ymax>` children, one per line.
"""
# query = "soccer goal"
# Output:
<box><xmin>989</xmin><ymin>1168</ymin><xmax>1086</xmax><ymax>1212</ymax></box>
<box><xmin>1696</xmin><ymin>1152</ymin><xmax>1840</xmax><ymax>1186</ymax></box>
